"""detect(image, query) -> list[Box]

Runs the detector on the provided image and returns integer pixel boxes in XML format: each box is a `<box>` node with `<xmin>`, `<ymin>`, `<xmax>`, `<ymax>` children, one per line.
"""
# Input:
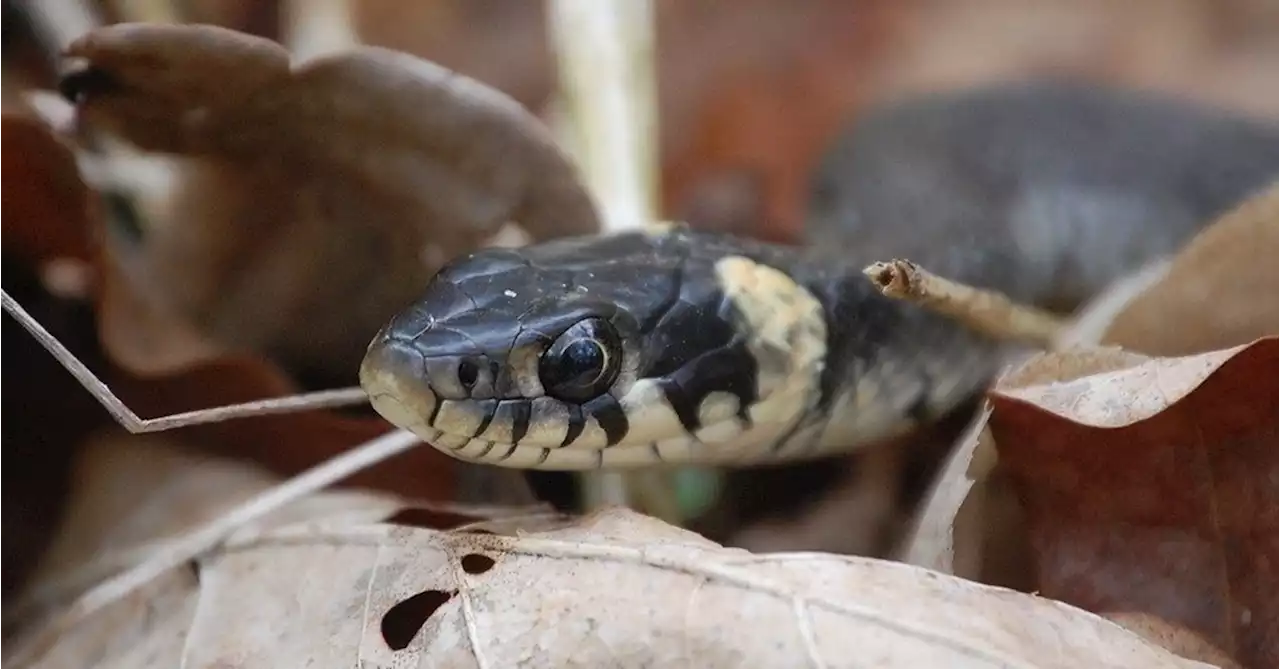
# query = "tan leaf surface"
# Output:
<box><xmin>989</xmin><ymin>338</ymin><xmax>1278</xmax><ymax>669</ymax></box>
<box><xmin>1106</xmin><ymin>612</ymin><xmax>1244</xmax><ymax>669</ymax></box>
<box><xmin>10</xmin><ymin>430</ymin><xmax>551</xmax><ymax>639</ymax></box>
<box><xmin>23</xmin><ymin>430</ymin><xmax>400</xmax><ymax>587</ymax></box>
<box><xmin>62</xmin><ymin>23</ymin><xmax>600</xmax><ymax>378</ymax></box>
<box><xmin>12</xmin><ymin>501</ymin><xmax>1211</xmax><ymax>668</ymax></box>
<box><xmin>1071</xmin><ymin>183</ymin><xmax>1279</xmax><ymax>357</ymax></box>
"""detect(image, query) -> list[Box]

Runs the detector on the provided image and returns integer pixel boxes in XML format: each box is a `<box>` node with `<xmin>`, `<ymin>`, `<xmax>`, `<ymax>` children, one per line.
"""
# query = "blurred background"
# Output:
<box><xmin>5</xmin><ymin>0</ymin><xmax>1277</xmax><ymax>243</ymax></box>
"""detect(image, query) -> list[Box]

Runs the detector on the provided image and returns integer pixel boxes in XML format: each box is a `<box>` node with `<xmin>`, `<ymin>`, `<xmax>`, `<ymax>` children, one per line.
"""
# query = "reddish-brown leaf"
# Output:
<box><xmin>0</xmin><ymin>95</ymin><xmax>517</xmax><ymax>512</ymax></box>
<box><xmin>989</xmin><ymin>338</ymin><xmax>1278</xmax><ymax>669</ymax></box>
<box><xmin>1</xmin><ymin>111</ymin><xmax>108</xmax><ymax>597</ymax></box>
<box><xmin>1</xmin><ymin>112</ymin><xmax>96</xmax><ymax>267</ymax></box>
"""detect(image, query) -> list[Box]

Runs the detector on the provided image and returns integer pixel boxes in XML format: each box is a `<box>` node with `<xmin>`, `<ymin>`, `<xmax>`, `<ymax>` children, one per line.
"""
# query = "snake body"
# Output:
<box><xmin>360</xmin><ymin>82</ymin><xmax>1278</xmax><ymax>470</ymax></box>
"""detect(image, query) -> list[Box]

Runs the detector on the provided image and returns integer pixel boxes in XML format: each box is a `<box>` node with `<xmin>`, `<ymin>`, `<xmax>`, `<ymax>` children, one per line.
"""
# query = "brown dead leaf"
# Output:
<box><xmin>899</xmin><ymin>347</ymin><xmax>1162</xmax><ymax>587</ymax></box>
<box><xmin>989</xmin><ymin>338</ymin><xmax>1278</xmax><ymax>669</ymax></box>
<box><xmin>1</xmin><ymin>112</ymin><xmax>95</xmax><ymax>268</ymax></box>
<box><xmin>21</xmin><ymin>429</ymin><xmax>403</xmax><ymax>594</ymax></box>
<box><xmin>898</xmin><ymin>407</ymin><xmax>1003</xmax><ymax>579</ymax></box>
<box><xmin>1067</xmin><ymin>183</ymin><xmax>1279</xmax><ymax>357</ymax></box>
<box><xmin>62</xmin><ymin>22</ymin><xmax>600</xmax><ymax>380</ymax></box>
<box><xmin>1</xmin><ymin>110</ymin><xmax>113</xmax><ymax>599</ymax></box>
<box><xmin>0</xmin><ymin>109</ymin><xmax>472</xmax><ymax>507</ymax></box>
<box><xmin>10</xmin><ymin>429</ymin><xmax>548</xmax><ymax>637</ymax></box>
<box><xmin>12</xmin><ymin>505</ymin><xmax>1208</xmax><ymax>668</ymax></box>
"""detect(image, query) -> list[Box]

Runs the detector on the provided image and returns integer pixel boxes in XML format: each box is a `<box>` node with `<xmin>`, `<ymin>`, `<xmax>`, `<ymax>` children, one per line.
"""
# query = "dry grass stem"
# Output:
<box><xmin>1</xmin><ymin>290</ymin><xmax>369</xmax><ymax>433</ymax></box>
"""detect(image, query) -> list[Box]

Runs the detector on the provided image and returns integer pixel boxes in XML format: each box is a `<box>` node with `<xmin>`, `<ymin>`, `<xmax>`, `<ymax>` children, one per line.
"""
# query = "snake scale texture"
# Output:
<box><xmin>360</xmin><ymin>82</ymin><xmax>1278</xmax><ymax>470</ymax></box>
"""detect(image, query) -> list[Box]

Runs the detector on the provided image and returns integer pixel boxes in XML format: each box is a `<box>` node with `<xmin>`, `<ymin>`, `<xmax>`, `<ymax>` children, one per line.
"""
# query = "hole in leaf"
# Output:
<box><xmin>384</xmin><ymin>507</ymin><xmax>485</xmax><ymax>530</ymax></box>
<box><xmin>380</xmin><ymin>589</ymin><xmax>456</xmax><ymax>651</ymax></box>
<box><xmin>460</xmin><ymin>553</ymin><xmax>495</xmax><ymax>575</ymax></box>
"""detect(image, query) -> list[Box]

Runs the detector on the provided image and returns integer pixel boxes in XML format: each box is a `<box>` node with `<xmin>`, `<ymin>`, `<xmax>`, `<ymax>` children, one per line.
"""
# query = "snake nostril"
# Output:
<box><xmin>457</xmin><ymin>359</ymin><xmax>480</xmax><ymax>391</ymax></box>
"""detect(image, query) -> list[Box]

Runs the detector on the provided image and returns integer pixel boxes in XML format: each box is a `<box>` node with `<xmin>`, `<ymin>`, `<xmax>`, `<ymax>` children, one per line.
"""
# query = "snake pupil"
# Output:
<box><xmin>540</xmin><ymin>318</ymin><xmax>619</xmax><ymax>402</ymax></box>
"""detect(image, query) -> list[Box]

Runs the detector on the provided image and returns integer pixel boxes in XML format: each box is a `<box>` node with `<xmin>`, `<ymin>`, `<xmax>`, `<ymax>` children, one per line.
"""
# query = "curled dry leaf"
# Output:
<box><xmin>897</xmin><ymin>407</ymin><xmax>1002</xmax><ymax>580</ymax></box>
<box><xmin>988</xmin><ymin>338</ymin><xmax>1278</xmax><ymax>669</ymax></box>
<box><xmin>12</xmin><ymin>506</ymin><xmax>1205</xmax><ymax>669</ymax></box>
<box><xmin>1064</xmin><ymin>183</ymin><xmax>1280</xmax><ymax>356</ymax></box>
<box><xmin>0</xmin><ymin>115</ymin><xmax>469</xmax><ymax>505</ymax></box>
<box><xmin>3</xmin><ymin>31</ymin><xmax>538</xmax><ymax>507</ymax></box>
<box><xmin>900</xmin><ymin>347</ymin><xmax>1166</xmax><ymax>587</ymax></box>
<box><xmin>63</xmin><ymin>22</ymin><xmax>600</xmax><ymax>379</ymax></box>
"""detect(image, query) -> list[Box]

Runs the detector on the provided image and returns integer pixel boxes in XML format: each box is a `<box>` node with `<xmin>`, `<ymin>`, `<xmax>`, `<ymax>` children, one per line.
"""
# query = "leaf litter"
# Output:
<box><xmin>60</xmin><ymin>21</ymin><xmax>600</xmax><ymax>381</ymax></box>
<box><xmin>893</xmin><ymin>182</ymin><xmax>1278</xmax><ymax>668</ymax></box>
<box><xmin>8</xmin><ymin>460</ymin><xmax>1207</xmax><ymax>669</ymax></box>
<box><xmin>7</xmin><ymin>13</ymin><xmax>1280</xmax><ymax>669</ymax></box>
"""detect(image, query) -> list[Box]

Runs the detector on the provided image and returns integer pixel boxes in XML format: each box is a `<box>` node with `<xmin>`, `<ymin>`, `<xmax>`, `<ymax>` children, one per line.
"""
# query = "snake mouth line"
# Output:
<box><xmin>362</xmin><ymin>356</ymin><xmax>676</xmax><ymax>470</ymax></box>
<box><xmin>362</xmin><ymin>352</ymin><xmax>790</xmax><ymax>470</ymax></box>
<box><xmin>365</xmin><ymin>389</ymin><xmax>704</xmax><ymax>470</ymax></box>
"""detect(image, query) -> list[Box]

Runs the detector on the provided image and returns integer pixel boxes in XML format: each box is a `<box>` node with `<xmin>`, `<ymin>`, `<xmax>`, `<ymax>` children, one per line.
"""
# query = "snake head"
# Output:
<box><xmin>360</xmin><ymin>229</ymin><xmax>829</xmax><ymax>470</ymax></box>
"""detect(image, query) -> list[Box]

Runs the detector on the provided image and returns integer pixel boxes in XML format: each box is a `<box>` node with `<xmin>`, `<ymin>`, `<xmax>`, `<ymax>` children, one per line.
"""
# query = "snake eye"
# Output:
<box><xmin>539</xmin><ymin>318</ymin><xmax>620</xmax><ymax>402</ymax></box>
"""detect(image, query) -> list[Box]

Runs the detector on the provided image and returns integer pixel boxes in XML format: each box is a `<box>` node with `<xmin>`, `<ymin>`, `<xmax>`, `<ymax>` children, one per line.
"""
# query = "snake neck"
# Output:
<box><xmin>755</xmin><ymin>245</ymin><xmax>1009</xmax><ymax>456</ymax></box>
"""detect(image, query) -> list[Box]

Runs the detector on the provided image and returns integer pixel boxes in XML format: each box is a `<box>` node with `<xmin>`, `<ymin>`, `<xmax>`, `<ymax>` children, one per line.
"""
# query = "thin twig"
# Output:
<box><xmin>1</xmin><ymin>290</ymin><xmax>370</xmax><ymax>433</ymax></box>
<box><xmin>5</xmin><ymin>428</ymin><xmax>422</xmax><ymax>667</ymax></box>
<box><xmin>863</xmin><ymin>259</ymin><xmax>1068</xmax><ymax>347</ymax></box>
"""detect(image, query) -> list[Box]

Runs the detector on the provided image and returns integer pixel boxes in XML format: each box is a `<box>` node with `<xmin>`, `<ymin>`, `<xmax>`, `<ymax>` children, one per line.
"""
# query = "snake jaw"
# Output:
<box><xmin>360</xmin><ymin>335</ymin><xmax>441</xmax><ymax>440</ymax></box>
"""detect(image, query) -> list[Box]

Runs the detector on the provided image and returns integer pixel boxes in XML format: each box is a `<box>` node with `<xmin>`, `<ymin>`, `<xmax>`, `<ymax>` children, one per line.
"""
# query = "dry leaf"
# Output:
<box><xmin>62</xmin><ymin>22</ymin><xmax>600</xmax><ymax>379</ymax></box>
<box><xmin>0</xmin><ymin>112</ymin><xmax>95</xmax><ymax>268</ymax></box>
<box><xmin>1066</xmin><ymin>183</ymin><xmax>1279</xmax><ymax>356</ymax></box>
<box><xmin>1</xmin><ymin>111</ymin><xmax>115</xmax><ymax>598</ymax></box>
<box><xmin>897</xmin><ymin>407</ymin><xmax>1001</xmax><ymax>580</ymax></box>
<box><xmin>0</xmin><ymin>26</ymin><xmax>543</xmax><ymax>508</ymax></box>
<box><xmin>10</xmin><ymin>430</ymin><xmax>552</xmax><ymax>633</ymax></box>
<box><xmin>900</xmin><ymin>348</ymin><xmax>1158</xmax><ymax>588</ymax></box>
<box><xmin>18</xmin><ymin>430</ymin><xmax>404</xmax><ymax>602</ymax></box>
<box><xmin>989</xmin><ymin>338</ymin><xmax>1278</xmax><ymax>669</ymax></box>
<box><xmin>1106</xmin><ymin>612</ymin><xmax>1244</xmax><ymax>669</ymax></box>
<box><xmin>12</xmin><ymin>504</ymin><xmax>1209</xmax><ymax>668</ymax></box>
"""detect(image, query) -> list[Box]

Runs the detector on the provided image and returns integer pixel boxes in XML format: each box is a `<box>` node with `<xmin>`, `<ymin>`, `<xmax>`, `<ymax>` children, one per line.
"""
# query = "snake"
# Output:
<box><xmin>359</xmin><ymin>82</ymin><xmax>1278</xmax><ymax>470</ymax></box>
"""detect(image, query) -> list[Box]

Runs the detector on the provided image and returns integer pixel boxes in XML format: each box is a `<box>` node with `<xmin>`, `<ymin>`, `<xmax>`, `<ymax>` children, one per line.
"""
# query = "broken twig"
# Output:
<box><xmin>864</xmin><ymin>259</ymin><xmax>1067</xmax><ymax>347</ymax></box>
